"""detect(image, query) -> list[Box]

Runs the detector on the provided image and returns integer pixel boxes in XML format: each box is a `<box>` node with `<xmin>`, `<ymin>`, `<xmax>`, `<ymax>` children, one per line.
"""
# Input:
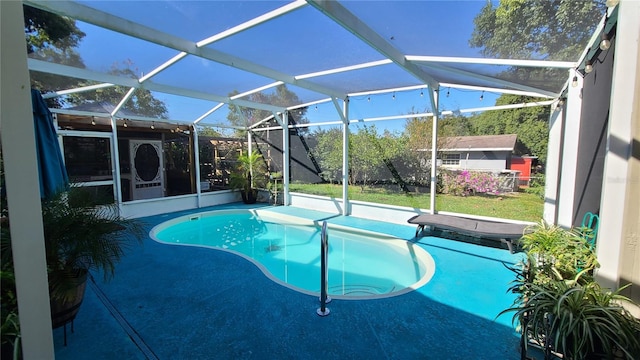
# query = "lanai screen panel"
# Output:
<box><xmin>413</xmin><ymin>63</ymin><xmax>567</xmax><ymax>96</ymax></box>
<box><xmin>150</xmin><ymin>55</ymin><xmax>277</xmax><ymax>99</ymax></box>
<box><xmin>207</xmin><ymin>5</ymin><xmax>387</xmax><ymax>77</ymax></box>
<box><xmin>28</xmin><ymin>20</ymin><xmax>178</xmax><ymax>77</ymax></box>
<box><xmin>340</xmin><ymin>1</ymin><xmax>489</xmax><ymax>58</ymax></box>
<box><xmin>306</xmin><ymin>63</ymin><xmax>424</xmax><ymax>96</ymax></box>
<box><xmin>76</xmin><ymin>0</ymin><xmax>290</xmax><ymax>42</ymax></box>
<box><xmin>342</xmin><ymin>0</ymin><xmax>603</xmax><ymax>61</ymax></box>
<box><xmin>237</xmin><ymin>84</ymin><xmax>330</xmax><ymax>110</ymax></box>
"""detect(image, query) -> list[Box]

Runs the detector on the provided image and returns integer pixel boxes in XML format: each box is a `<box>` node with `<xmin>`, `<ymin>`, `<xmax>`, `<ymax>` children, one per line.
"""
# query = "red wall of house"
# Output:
<box><xmin>511</xmin><ymin>156</ymin><xmax>533</xmax><ymax>182</ymax></box>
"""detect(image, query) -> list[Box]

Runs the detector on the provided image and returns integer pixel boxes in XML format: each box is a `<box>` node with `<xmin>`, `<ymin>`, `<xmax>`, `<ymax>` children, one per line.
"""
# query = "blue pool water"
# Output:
<box><xmin>150</xmin><ymin>209</ymin><xmax>435</xmax><ymax>299</ymax></box>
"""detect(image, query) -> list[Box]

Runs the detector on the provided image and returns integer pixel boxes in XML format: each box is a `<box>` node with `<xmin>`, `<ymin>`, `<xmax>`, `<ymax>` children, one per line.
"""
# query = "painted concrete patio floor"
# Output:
<box><xmin>53</xmin><ymin>203</ymin><xmax>525</xmax><ymax>359</ymax></box>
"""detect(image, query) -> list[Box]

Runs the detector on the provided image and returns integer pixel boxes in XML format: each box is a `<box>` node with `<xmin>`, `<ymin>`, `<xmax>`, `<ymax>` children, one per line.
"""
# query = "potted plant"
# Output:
<box><xmin>2</xmin><ymin>186</ymin><xmax>144</xmax><ymax>337</ymax></box>
<box><xmin>519</xmin><ymin>220</ymin><xmax>599</xmax><ymax>283</ymax></box>
<box><xmin>229</xmin><ymin>150</ymin><xmax>267</xmax><ymax>204</ymax></box>
<box><xmin>503</xmin><ymin>267</ymin><xmax>640</xmax><ymax>359</ymax></box>
<box><xmin>502</xmin><ymin>222</ymin><xmax>640</xmax><ymax>360</ymax></box>
<box><xmin>42</xmin><ymin>187</ymin><xmax>145</xmax><ymax>330</ymax></box>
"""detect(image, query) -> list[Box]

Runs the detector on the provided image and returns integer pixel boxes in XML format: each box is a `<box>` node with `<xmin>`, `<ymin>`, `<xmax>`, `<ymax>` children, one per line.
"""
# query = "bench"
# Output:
<box><xmin>407</xmin><ymin>213</ymin><xmax>530</xmax><ymax>253</ymax></box>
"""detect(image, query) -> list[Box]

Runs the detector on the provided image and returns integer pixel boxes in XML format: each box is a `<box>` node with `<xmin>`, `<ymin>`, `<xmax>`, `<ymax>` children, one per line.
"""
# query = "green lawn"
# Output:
<box><xmin>288</xmin><ymin>183</ymin><xmax>543</xmax><ymax>222</ymax></box>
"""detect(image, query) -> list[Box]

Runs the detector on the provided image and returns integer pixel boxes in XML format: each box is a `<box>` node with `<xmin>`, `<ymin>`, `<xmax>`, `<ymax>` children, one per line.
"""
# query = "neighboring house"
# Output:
<box><xmin>437</xmin><ymin>134</ymin><xmax>518</xmax><ymax>171</ymax></box>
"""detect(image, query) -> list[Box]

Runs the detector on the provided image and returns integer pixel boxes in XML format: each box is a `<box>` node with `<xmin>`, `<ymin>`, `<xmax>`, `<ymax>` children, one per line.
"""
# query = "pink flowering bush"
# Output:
<box><xmin>439</xmin><ymin>169</ymin><xmax>501</xmax><ymax>196</ymax></box>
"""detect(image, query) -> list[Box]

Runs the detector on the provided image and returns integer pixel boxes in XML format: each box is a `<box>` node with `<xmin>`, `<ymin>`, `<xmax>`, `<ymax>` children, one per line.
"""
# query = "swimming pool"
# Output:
<box><xmin>150</xmin><ymin>209</ymin><xmax>435</xmax><ymax>299</ymax></box>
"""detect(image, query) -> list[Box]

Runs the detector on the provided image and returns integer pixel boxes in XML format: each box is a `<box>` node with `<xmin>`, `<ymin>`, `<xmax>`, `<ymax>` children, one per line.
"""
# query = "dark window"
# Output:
<box><xmin>63</xmin><ymin>137</ymin><xmax>112</xmax><ymax>182</ymax></box>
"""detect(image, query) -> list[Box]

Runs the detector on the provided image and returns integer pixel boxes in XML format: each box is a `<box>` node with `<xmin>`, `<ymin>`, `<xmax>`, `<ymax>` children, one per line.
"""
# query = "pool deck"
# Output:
<box><xmin>53</xmin><ymin>203</ymin><xmax>526</xmax><ymax>359</ymax></box>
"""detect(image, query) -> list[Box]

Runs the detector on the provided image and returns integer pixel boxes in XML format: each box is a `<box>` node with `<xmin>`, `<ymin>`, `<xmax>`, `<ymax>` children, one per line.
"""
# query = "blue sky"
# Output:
<box><xmin>72</xmin><ymin>1</ymin><xmax>499</xmax><ymax>129</ymax></box>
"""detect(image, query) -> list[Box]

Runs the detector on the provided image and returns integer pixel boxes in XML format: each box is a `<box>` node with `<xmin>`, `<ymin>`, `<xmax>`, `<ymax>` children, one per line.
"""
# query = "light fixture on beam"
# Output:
<box><xmin>572</xmin><ymin>76</ymin><xmax>578</xmax><ymax>88</ymax></box>
<box><xmin>600</xmin><ymin>32</ymin><xmax>611</xmax><ymax>51</ymax></box>
<box><xmin>151</xmin><ymin>121</ymin><xmax>155</xmax><ymax>130</ymax></box>
<box><xmin>91</xmin><ymin>116</ymin><xmax>96</xmax><ymax>126</ymax></box>
<box><xmin>585</xmin><ymin>60</ymin><xmax>594</xmax><ymax>74</ymax></box>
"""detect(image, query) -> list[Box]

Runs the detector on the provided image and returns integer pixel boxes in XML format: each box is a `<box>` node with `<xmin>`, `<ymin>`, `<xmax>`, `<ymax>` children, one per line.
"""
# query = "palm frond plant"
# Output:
<box><xmin>43</xmin><ymin>187</ymin><xmax>145</xmax><ymax>303</ymax></box>
<box><xmin>2</xmin><ymin>186</ymin><xmax>145</xmax><ymax>332</ymax></box>
<box><xmin>229</xmin><ymin>150</ymin><xmax>267</xmax><ymax>204</ymax></box>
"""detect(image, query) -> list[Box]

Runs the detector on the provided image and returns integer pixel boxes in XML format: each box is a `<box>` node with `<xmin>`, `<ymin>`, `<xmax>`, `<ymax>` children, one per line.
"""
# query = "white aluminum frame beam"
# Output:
<box><xmin>295</xmin><ymin>59</ymin><xmax>393</xmax><ymax>80</ymax></box>
<box><xmin>406</xmin><ymin>55</ymin><xmax>576</xmax><ymax>69</ymax></box>
<box><xmin>342</xmin><ymin>98</ymin><xmax>350</xmax><ymax>215</ymax></box>
<box><xmin>29</xmin><ymin>59</ymin><xmax>286</xmax><ymax>114</ymax></box>
<box><xmin>194</xmin><ymin>103</ymin><xmax>226</xmax><ymax>124</ymax></box>
<box><xmin>306</xmin><ymin>0</ymin><xmax>440</xmax><ymax>112</ymax></box>
<box><xmin>1</xmin><ymin>2</ymin><xmax>54</xmax><ymax>357</ymax></box>
<box><xmin>430</xmin><ymin>89</ymin><xmax>439</xmax><ymax>212</ymax></box>
<box><xmin>193</xmin><ymin>126</ymin><xmax>203</xmax><ymax>206</ymax></box>
<box><xmin>419</xmin><ymin>62</ymin><xmax>559</xmax><ymax>98</ymax></box>
<box><xmin>257</xmin><ymin>100</ymin><xmax>553</xmax><ymax>129</ymax></box>
<box><xmin>42</xmin><ymin>83</ymin><xmax>116</xmax><ymax>99</ymax></box>
<box><xmin>281</xmin><ymin>112</ymin><xmax>291</xmax><ymax>206</ymax></box>
<box><xmin>440</xmin><ymin>83</ymin><xmax>556</xmax><ymax>99</ymax></box>
<box><xmin>25</xmin><ymin>0</ymin><xmax>346</xmax><ymax>100</ymax></box>
<box><xmin>197</xmin><ymin>0</ymin><xmax>308</xmax><ymax>47</ymax></box>
<box><xmin>231</xmin><ymin>81</ymin><xmax>285</xmax><ymax>100</ymax></box>
<box><xmin>306</xmin><ymin>0</ymin><xmax>438</xmax><ymax>90</ymax></box>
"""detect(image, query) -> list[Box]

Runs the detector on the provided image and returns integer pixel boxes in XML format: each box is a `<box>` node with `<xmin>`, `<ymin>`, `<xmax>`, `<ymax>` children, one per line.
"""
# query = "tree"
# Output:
<box><xmin>350</xmin><ymin>125</ymin><xmax>386</xmax><ymax>190</ymax></box>
<box><xmin>66</xmin><ymin>61</ymin><xmax>168</xmax><ymax>118</ymax></box>
<box><xmin>25</xmin><ymin>5</ymin><xmax>86</xmax><ymax>107</ymax></box>
<box><xmin>227</xmin><ymin>85</ymin><xmax>308</xmax><ymax>135</ymax></box>
<box><xmin>23</xmin><ymin>5</ymin><xmax>85</xmax><ymax>57</ymax></box>
<box><xmin>470</xmin><ymin>0</ymin><xmax>606</xmax><ymax>61</ymax></box>
<box><xmin>25</xmin><ymin>5</ymin><xmax>168</xmax><ymax>117</ymax></box>
<box><xmin>404</xmin><ymin>111</ymin><xmax>473</xmax><ymax>152</ymax></box>
<box><xmin>468</xmin><ymin>0</ymin><xmax>606</xmax><ymax>167</ymax></box>
<box><xmin>197</xmin><ymin>125</ymin><xmax>223</xmax><ymax>138</ymax></box>
<box><xmin>312</xmin><ymin>127</ymin><xmax>343</xmax><ymax>184</ymax></box>
<box><xmin>470</xmin><ymin>94</ymin><xmax>550</xmax><ymax>163</ymax></box>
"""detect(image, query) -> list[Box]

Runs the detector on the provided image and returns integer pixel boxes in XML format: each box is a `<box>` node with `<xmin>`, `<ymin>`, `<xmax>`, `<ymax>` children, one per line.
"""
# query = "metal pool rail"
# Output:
<box><xmin>317</xmin><ymin>221</ymin><xmax>331</xmax><ymax>316</ymax></box>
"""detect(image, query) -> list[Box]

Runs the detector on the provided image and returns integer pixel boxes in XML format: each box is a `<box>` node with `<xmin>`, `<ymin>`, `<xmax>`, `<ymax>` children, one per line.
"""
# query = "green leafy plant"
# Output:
<box><xmin>229</xmin><ymin>150</ymin><xmax>267</xmax><ymax>204</ymax></box>
<box><xmin>0</xmin><ymin>253</ymin><xmax>21</xmax><ymax>360</ymax></box>
<box><xmin>502</xmin><ymin>274</ymin><xmax>640</xmax><ymax>359</ymax></box>
<box><xmin>1</xmin><ymin>185</ymin><xmax>145</xmax><ymax>340</ymax></box>
<box><xmin>1</xmin><ymin>157</ymin><xmax>21</xmax><ymax>359</ymax></box>
<box><xmin>520</xmin><ymin>220</ymin><xmax>598</xmax><ymax>285</ymax></box>
<box><xmin>502</xmin><ymin>222</ymin><xmax>640</xmax><ymax>360</ymax></box>
<box><xmin>524</xmin><ymin>174</ymin><xmax>545</xmax><ymax>199</ymax></box>
<box><xmin>42</xmin><ymin>187</ymin><xmax>145</xmax><ymax>301</ymax></box>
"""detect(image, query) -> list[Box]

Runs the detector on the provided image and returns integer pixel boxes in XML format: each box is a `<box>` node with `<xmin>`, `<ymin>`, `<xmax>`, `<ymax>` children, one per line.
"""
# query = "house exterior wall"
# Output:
<box><xmin>511</xmin><ymin>156</ymin><xmax>535</xmax><ymax>183</ymax></box>
<box><xmin>596</xmin><ymin>1</ymin><xmax>640</xmax><ymax>304</ymax></box>
<box><xmin>444</xmin><ymin>150</ymin><xmax>511</xmax><ymax>171</ymax></box>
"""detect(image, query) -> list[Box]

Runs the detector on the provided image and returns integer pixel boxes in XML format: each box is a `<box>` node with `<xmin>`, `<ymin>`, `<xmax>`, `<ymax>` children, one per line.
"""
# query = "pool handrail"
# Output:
<box><xmin>317</xmin><ymin>221</ymin><xmax>331</xmax><ymax>316</ymax></box>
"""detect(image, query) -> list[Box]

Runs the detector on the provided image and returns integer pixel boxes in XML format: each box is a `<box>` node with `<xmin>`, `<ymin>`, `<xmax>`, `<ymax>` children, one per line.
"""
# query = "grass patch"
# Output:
<box><xmin>288</xmin><ymin>183</ymin><xmax>543</xmax><ymax>222</ymax></box>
